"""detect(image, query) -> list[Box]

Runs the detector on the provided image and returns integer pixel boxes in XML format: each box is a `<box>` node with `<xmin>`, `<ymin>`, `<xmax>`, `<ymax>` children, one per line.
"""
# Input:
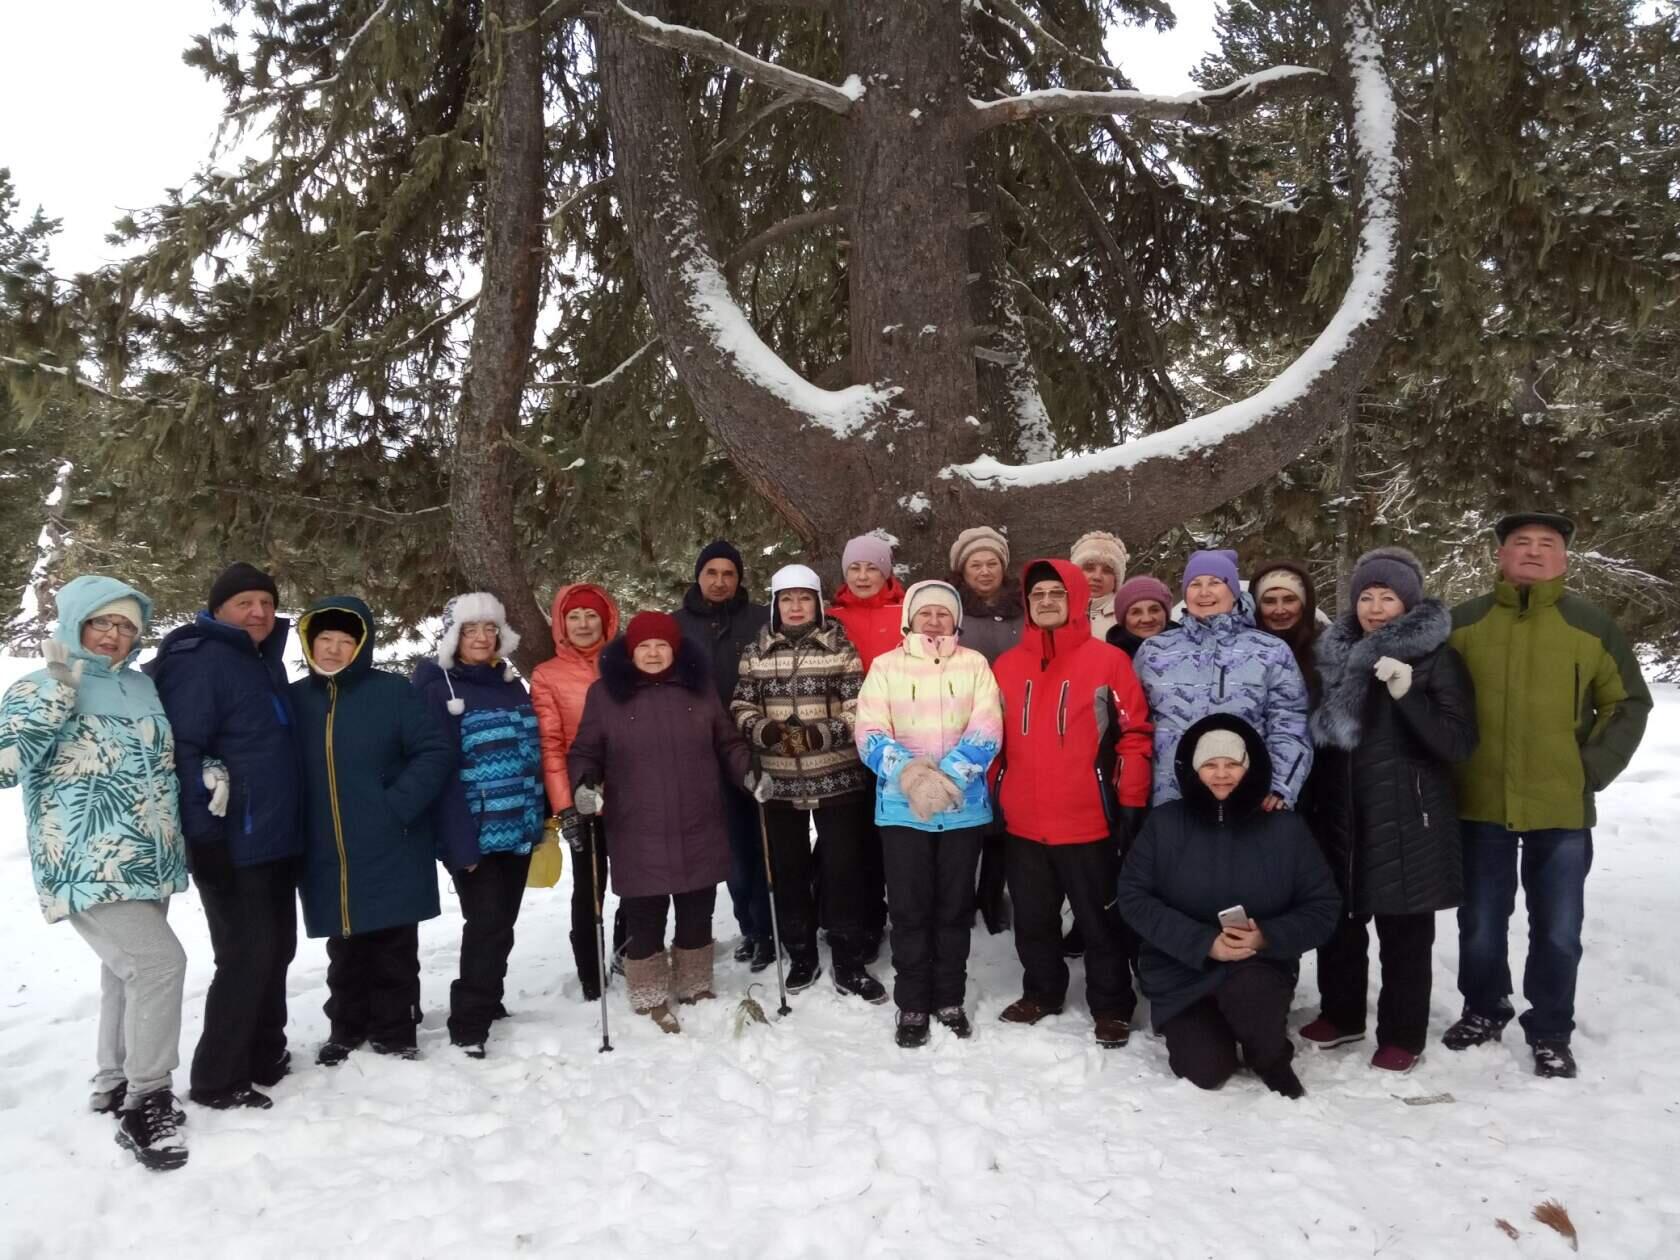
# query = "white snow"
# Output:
<box><xmin>2</xmin><ymin>665</ymin><xmax>1676</xmax><ymax>1257</ymax></box>
<box><xmin>948</xmin><ymin>14</ymin><xmax>1397</xmax><ymax>491</ymax></box>
<box><xmin>970</xmin><ymin>65</ymin><xmax>1327</xmax><ymax>121</ymax></box>
<box><xmin>898</xmin><ymin>492</ymin><xmax>931</xmax><ymax>514</ymax></box>
<box><xmin>682</xmin><ymin>254</ymin><xmax>897</xmax><ymax>440</ymax></box>
<box><xmin>838</xmin><ymin>74</ymin><xmax>865</xmax><ymax>103</ymax></box>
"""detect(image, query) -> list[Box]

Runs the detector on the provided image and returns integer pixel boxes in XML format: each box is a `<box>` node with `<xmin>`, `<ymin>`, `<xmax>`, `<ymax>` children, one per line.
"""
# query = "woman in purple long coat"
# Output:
<box><xmin>568</xmin><ymin>611</ymin><xmax>757</xmax><ymax>1033</ymax></box>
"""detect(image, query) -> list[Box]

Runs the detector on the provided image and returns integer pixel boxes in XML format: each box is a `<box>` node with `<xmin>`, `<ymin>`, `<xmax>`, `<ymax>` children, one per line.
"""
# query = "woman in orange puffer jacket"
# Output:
<box><xmin>531</xmin><ymin>583</ymin><xmax>622</xmax><ymax>999</ymax></box>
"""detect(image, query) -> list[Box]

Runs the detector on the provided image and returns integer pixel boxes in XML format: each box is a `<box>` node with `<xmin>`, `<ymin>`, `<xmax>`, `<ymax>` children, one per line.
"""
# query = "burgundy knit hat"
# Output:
<box><xmin>625</xmin><ymin>610</ymin><xmax>682</xmax><ymax>653</ymax></box>
<box><xmin>1114</xmin><ymin>575</ymin><xmax>1173</xmax><ymax>622</ymax></box>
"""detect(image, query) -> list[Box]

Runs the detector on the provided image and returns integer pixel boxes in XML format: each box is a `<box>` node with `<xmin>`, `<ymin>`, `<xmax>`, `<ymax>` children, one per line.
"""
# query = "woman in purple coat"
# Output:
<box><xmin>568</xmin><ymin>611</ymin><xmax>758</xmax><ymax>1033</ymax></box>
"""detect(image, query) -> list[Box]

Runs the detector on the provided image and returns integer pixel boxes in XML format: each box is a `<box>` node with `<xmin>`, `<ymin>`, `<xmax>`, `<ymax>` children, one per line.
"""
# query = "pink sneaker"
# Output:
<box><xmin>1299</xmin><ymin>1017</ymin><xmax>1366</xmax><ymax>1049</ymax></box>
<box><xmin>1370</xmin><ymin>1045</ymin><xmax>1420</xmax><ymax>1073</ymax></box>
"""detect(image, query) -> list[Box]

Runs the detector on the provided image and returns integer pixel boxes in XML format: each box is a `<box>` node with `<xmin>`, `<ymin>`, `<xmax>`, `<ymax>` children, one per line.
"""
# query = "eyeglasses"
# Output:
<box><xmin>86</xmin><ymin>616</ymin><xmax>140</xmax><ymax>638</ymax></box>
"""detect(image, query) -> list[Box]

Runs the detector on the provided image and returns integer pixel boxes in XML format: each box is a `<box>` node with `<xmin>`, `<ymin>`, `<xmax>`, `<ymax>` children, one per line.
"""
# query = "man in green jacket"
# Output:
<box><xmin>1443</xmin><ymin>512</ymin><xmax>1651</xmax><ymax>1079</ymax></box>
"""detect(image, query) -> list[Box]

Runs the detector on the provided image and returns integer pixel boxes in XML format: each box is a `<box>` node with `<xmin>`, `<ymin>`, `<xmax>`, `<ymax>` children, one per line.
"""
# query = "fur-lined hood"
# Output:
<box><xmin>1310</xmin><ymin>598</ymin><xmax>1452</xmax><ymax>750</ymax></box>
<box><xmin>598</xmin><ymin>633</ymin><xmax>709</xmax><ymax>702</ymax></box>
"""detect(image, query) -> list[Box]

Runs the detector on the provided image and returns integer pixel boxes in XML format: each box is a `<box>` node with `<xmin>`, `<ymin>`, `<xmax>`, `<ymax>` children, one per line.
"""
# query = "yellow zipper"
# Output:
<box><xmin>324</xmin><ymin>677</ymin><xmax>351</xmax><ymax>936</ymax></box>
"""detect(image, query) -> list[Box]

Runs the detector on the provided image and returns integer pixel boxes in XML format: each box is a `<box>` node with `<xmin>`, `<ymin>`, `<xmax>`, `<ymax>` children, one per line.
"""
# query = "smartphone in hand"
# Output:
<box><xmin>1218</xmin><ymin>904</ymin><xmax>1250</xmax><ymax>931</ymax></box>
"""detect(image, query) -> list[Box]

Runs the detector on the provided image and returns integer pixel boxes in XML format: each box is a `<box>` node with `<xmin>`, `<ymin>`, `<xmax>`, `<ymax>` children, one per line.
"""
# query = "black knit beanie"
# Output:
<box><xmin>694</xmin><ymin>539</ymin><xmax>745</xmax><ymax>582</ymax></box>
<box><xmin>208</xmin><ymin>562</ymin><xmax>279</xmax><ymax>614</ymax></box>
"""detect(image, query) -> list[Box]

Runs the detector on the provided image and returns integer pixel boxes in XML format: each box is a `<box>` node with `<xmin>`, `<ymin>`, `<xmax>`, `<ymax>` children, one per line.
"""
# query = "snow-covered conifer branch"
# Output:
<box><xmin>971</xmin><ymin>64</ymin><xmax>1330</xmax><ymax>131</ymax></box>
<box><xmin>609</xmin><ymin>2</ymin><xmax>859</xmax><ymax>114</ymax></box>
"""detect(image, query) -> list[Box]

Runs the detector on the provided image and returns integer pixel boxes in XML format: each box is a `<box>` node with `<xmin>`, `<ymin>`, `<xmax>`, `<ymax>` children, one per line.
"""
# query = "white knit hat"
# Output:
<box><xmin>1070</xmin><ymin>530</ymin><xmax>1129</xmax><ymax>583</ymax></box>
<box><xmin>437</xmin><ymin>592</ymin><xmax>521</xmax><ymax>709</ymax></box>
<box><xmin>949</xmin><ymin>525</ymin><xmax>1010</xmax><ymax>574</ymax></box>
<box><xmin>769</xmin><ymin>563</ymin><xmax>825</xmax><ymax>630</ymax></box>
<box><xmin>902</xmin><ymin>580</ymin><xmax>964</xmax><ymax>633</ymax></box>
<box><xmin>87</xmin><ymin>596</ymin><xmax>145</xmax><ymax>631</ymax></box>
<box><xmin>1192</xmin><ymin>729</ymin><xmax>1250</xmax><ymax>770</ymax></box>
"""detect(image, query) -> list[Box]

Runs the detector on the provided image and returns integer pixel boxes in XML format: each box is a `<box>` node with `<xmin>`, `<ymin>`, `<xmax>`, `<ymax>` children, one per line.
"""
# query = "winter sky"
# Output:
<box><xmin>1</xmin><ymin>0</ymin><xmax>1220</xmax><ymax>276</ymax></box>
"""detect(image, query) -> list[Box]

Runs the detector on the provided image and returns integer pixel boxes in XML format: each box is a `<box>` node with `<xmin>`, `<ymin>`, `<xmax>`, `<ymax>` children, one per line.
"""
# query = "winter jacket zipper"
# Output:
<box><xmin>325</xmin><ymin>679</ymin><xmax>352</xmax><ymax>936</ymax></box>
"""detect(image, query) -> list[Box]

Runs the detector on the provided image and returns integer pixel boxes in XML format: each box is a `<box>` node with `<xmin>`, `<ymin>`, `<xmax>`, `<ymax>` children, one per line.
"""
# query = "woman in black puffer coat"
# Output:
<box><xmin>1301</xmin><ymin>547</ymin><xmax>1478</xmax><ymax>1072</ymax></box>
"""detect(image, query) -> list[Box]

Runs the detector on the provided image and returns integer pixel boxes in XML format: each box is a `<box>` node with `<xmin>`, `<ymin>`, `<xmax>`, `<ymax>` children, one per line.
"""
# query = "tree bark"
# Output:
<box><xmin>452</xmin><ymin>0</ymin><xmax>552</xmax><ymax>671</ymax></box>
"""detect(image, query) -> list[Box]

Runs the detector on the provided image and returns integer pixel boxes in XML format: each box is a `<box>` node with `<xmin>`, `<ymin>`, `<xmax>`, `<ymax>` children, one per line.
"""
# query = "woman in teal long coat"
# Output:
<box><xmin>290</xmin><ymin>595</ymin><xmax>455</xmax><ymax>1063</ymax></box>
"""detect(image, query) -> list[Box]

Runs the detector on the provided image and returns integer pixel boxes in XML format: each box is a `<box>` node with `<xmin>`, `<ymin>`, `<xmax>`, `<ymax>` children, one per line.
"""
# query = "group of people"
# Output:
<box><xmin>0</xmin><ymin>511</ymin><xmax>1651</xmax><ymax>1172</ymax></box>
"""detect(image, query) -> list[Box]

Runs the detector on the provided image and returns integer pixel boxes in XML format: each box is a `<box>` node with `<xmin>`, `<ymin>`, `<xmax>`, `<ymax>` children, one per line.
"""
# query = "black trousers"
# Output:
<box><xmin>191</xmin><ymin>857</ymin><xmax>298</xmax><ymax>1093</ymax></box>
<box><xmin>1005</xmin><ymin>835</ymin><xmax>1136</xmax><ymax>1019</ymax></box>
<box><xmin>766</xmin><ymin>796</ymin><xmax>877</xmax><ymax>965</ymax></box>
<box><xmin>975</xmin><ymin>828</ymin><xmax>1010</xmax><ymax>933</ymax></box>
<box><xmin>569</xmin><ymin>819</ymin><xmax>625</xmax><ymax>991</ymax></box>
<box><xmin>325</xmin><ymin>923</ymin><xmax>421</xmax><ymax>1048</ymax></box>
<box><xmin>1316</xmin><ymin>911</ymin><xmax>1437</xmax><ymax>1054</ymax></box>
<box><xmin>1161</xmin><ymin>961</ymin><xmax>1295</xmax><ymax>1090</ymax></box>
<box><xmin>880</xmin><ymin>825</ymin><xmax>984</xmax><ymax>1014</ymax></box>
<box><xmin>621</xmin><ymin>886</ymin><xmax>717</xmax><ymax>960</ymax></box>
<box><xmin>449</xmin><ymin>850</ymin><xmax>532</xmax><ymax>1042</ymax></box>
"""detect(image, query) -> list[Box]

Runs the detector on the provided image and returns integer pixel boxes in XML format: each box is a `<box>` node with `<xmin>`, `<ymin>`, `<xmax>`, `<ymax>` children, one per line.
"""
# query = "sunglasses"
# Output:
<box><xmin>86</xmin><ymin>615</ymin><xmax>140</xmax><ymax>638</ymax></box>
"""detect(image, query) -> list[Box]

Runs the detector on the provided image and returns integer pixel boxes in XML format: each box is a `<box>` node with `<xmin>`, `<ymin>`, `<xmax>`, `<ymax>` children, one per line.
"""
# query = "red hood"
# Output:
<box><xmin>549</xmin><ymin>582</ymin><xmax>620</xmax><ymax>665</ymax></box>
<box><xmin>1017</xmin><ymin>557</ymin><xmax>1092</xmax><ymax>663</ymax></box>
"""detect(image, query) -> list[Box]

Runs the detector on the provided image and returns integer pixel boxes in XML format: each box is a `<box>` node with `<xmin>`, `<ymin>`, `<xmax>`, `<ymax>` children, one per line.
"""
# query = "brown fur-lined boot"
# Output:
<box><xmin>625</xmin><ymin>951</ymin><xmax>680</xmax><ymax>1034</ymax></box>
<box><xmin>673</xmin><ymin>943</ymin><xmax>717</xmax><ymax>1005</ymax></box>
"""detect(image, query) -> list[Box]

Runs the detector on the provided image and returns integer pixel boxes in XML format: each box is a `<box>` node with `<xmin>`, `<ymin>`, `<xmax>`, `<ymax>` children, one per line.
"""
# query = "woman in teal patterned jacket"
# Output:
<box><xmin>0</xmin><ymin>574</ymin><xmax>192</xmax><ymax>1169</ymax></box>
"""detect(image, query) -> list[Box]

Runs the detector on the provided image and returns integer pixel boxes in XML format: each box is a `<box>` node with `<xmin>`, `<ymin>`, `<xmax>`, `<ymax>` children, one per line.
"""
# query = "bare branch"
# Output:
<box><xmin>608</xmin><ymin>2</ymin><xmax>860</xmax><ymax>114</ymax></box>
<box><xmin>703</xmin><ymin>94</ymin><xmax>801</xmax><ymax>168</ymax></box>
<box><xmin>547</xmin><ymin>176</ymin><xmax>612</xmax><ymax>227</ymax></box>
<box><xmin>233</xmin><ymin>0</ymin><xmax>402</xmax><ymax>119</ymax></box>
<box><xmin>726</xmin><ymin>206</ymin><xmax>842</xmax><ymax>279</ymax></box>
<box><xmin>209</xmin><ymin>484</ymin><xmax>447</xmax><ymax>525</ymax></box>
<box><xmin>971</xmin><ymin>65</ymin><xmax>1331</xmax><ymax>131</ymax></box>
<box><xmin>533</xmin><ymin>337</ymin><xmax>663</xmax><ymax>392</ymax></box>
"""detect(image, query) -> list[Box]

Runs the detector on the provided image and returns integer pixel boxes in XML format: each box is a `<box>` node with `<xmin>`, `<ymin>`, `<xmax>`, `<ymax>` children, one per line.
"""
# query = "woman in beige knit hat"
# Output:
<box><xmin>1069</xmin><ymin>531</ymin><xmax>1130</xmax><ymax>637</ymax></box>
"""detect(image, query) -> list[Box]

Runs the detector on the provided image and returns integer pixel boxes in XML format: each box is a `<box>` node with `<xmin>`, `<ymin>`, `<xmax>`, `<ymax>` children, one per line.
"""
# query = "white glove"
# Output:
<box><xmin>42</xmin><ymin>641</ymin><xmax>84</xmax><ymax>689</ymax></box>
<box><xmin>574</xmin><ymin>783</ymin><xmax>604</xmax><ymax>816</ymax></box>
<box><xmin>203</xmin><ymin>765</ymin><xmax>231</xmax><ymax>818</ymax></box>
<box><xmin>899</xmin><ymin>759</ymin><xmax>964</xmax><ymax>822</ymax></box>
<box><xmin>1373</xmin><ymin>656</ymin><xmax>1413</xmax><ymax>700</ymax></box>
<box><xmin>745</xmin><ymin>771</ymin><xmax>775</xmax><ymax>804</ymax></box>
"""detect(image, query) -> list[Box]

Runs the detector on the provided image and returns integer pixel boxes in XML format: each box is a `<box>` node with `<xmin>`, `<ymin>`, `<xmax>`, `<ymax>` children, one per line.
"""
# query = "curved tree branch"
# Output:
<box><xmin>600</xmin><ymin>1</ymin><xmax>894</xmax><ymax>543</ymax></box>
<box><xmin>945</xmin><ymin>0</ymin><xmax>1403</xmax><ymax>558</ymax></box>
<box><xmin>972</xmin><ymin>64</ymin><xmax>1331</xmax><ymax>131</ymax></box>
<box><xmin>726</xmin><ymin>206</ymin><xmax>843</xmax><ymax>280</ymax></box>
<box><xmin>608</xmin><ymin>2</ymin><xmax>861</xmax><ymax>114</ymax></box>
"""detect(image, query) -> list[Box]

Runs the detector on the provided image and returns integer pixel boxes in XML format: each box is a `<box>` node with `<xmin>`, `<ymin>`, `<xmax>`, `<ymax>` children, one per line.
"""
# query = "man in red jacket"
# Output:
<box><xmin>993</xmin><ymin>558</ymin><xmax>1153</xmax><ymax>1047</ymax></box>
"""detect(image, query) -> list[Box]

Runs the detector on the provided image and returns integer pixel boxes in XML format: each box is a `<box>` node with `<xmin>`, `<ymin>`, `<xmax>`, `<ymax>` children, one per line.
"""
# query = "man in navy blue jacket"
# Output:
<box><xmin>149</xmin><ymin>563</ymin><xmax>304</xmax><ymax>1109</ymax></box>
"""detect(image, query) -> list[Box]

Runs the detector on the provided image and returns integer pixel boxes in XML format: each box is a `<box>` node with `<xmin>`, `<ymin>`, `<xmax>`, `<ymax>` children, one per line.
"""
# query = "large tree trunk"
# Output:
<box><xmin>452</xmin><ymin>0</ymin><xmax>551</xmax><ymax>671</ymax></box>
<box><xmin>602</xmin><ymin>0</ymin><xmax>1402</xmax><ymax>578</ymax></box>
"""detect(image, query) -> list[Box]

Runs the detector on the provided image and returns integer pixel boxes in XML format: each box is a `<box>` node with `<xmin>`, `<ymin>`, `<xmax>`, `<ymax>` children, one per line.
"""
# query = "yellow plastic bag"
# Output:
<box><xmin>526</xmin><ymin>818</ymin><xmax>564</xmax><ymax>889</ymax></box>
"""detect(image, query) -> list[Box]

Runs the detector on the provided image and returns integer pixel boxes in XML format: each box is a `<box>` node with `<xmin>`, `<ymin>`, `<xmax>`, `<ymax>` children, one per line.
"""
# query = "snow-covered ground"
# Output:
<box><xmin>0</xmin><ymin>653</ymin><xmax>1675</xmax><ymax>1258</ymax></box>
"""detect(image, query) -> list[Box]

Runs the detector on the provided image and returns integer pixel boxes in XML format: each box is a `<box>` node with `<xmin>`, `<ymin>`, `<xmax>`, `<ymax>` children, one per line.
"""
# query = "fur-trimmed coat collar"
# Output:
<box><xmin>599</xmin><ymin>634</ymin><xmax>710</xmax><ymax>702</ymax></box>
<box><xmin>1310</xmin><ymin>598</ymin><xmax>1451</xmax><ymax>750</ymax></box>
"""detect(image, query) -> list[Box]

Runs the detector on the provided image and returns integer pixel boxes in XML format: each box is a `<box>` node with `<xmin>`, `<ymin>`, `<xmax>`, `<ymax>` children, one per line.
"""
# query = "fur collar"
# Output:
<box><xmin>1310</xmin><ymin>598</ymin><xmax>1451</xmax><ymax>750</ymax></box>
<box><xmin>599</xmin><ymin>635</ymin><xmax>710</xmax><ymax>702</ymax></box>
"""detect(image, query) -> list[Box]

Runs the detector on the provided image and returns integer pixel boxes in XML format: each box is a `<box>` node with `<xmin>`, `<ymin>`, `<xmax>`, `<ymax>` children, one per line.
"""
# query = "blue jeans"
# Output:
<box><xmin>724</xmin><ymin>782</ymin><xmax>772</xmax><ymax>940</ymax></box>
<box><xmin>1456</xmin><ymin>822</ymin><xmax>1593</xmax><ymax>1045</ymax></box>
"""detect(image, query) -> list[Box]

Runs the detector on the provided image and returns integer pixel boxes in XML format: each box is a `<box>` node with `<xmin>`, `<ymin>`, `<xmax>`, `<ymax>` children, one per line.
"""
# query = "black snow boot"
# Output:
<box><xmin>316</xmin><ymin>1039</ymin><xmax>360</xmax><ymax>1067</ymax></box>
<box><xmin>89</xmin><ymin>1082</ymin><xmax>127</xmax><ymax>1115</ymax></box>
<box><xmin>1532</xmin><ymin>1041</ymin><xmax>1578</xmax><ymax>1079</ymax></box>
<box><xmin>733</xmin><ymin>936</ymin><xmax>758</xmax><ymax>964</ymax></box>
<box><xmin>833</xmin><ymin>963</ymin><xmax>888</xmax><ymax>1004</ymax></box>
<box><xmin>785</xmin><ymin>953</ymin><xmax>823</xmax><ymax>993</ymax></box>
<box><xmin>935</xmin><ymin>1007</ymin><xmax>972</xmax><ymax>1039</ymax></box>
<box><xmin>251</xmin><ymin>1049</ymin><xmax>292</xmax><ymax>1088</ymax></box>
<box><xmin>116</xmin><ymin>1090</ymin><xmax>189</xmax><ymax>1172</ymax></box>
<box><xmin>453</xmin><ymin>1035</ymin><xmax>488</xmax><ymax>1060</ymax></box>
<box><xmin>1442</xmin><ymin>1011</ymin><xmax>1508</xmax><ymax>1051</ymax></box>
<box><xmin>189</xmin><ymin>1085</ymin><xmax>274</xmax><ymax>1111</ymax></box>
<box><xmin>749</xmin><ymin>936</ymin><xmax>777</xmax><ymax>973</ymax></box>
<box><xmin>896</xmin><ymin>1011</ymin><xmax>930</xmax><ymax>1048</ymax></box>
<box><xmin>1258</xmin><ymin>1063</ymin><xmax>1306</xmax><ymax>1100</ymax></box>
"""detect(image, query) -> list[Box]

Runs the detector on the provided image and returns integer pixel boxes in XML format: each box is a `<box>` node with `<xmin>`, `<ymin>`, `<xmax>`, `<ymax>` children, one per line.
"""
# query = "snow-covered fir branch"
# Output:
<box><xmin>971</xmin><ymin>64</ymin><xmax>1330</xmax><ymax>130</ymax></box>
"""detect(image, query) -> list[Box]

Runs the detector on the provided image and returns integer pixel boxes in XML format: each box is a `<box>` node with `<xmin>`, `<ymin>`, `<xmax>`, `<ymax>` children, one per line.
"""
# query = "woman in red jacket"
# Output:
<box><xmin>530</xmin><ymin>583</ymin><xmax>622</xmax><ymax>1000</ymax></box>
<box><xmin>992</xmin><ymin>559</ymin><xmax>1153</xmax><ymax>1047</ymax></box>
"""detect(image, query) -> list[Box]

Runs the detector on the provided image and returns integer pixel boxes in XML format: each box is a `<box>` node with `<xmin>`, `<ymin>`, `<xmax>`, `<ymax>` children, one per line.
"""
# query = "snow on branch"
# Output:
<box><xmin>971</xmin><ymin>64</ymin><xmax>1331</xmax><ymax>131</ymax></box>
<box><xmin>947</xmin><ymin>6</ymin><xmax>1398</xmax><ymax>489</ymax></box>
<box><xmin>0</xmin><ymin>355</ymin><xmax>129</xmax><ymax>404</ymax></box>
<box><xmin>232</xmin><ymin>0</ymin><xmax>401</xmax><ymax>119</ymax></box>
<box><xmin>610</xmin><ymin>2</ymin><xmax>861</xmax><ymax>114</ymax></box>
<box><xmin>534</xmin><ymin>336</ymin><xmax>663</xmax><ymax>392</ymax></box>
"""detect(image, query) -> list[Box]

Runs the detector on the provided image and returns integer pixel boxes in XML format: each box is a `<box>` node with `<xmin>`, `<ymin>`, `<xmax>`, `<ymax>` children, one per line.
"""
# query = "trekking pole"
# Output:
<box><xmin>756</xmin><ymin>799</ymin><xmax>793</xmax><ymax>1017</ymax></box>
<box><xmin>588</xmin><ymin>814</ymin><xmax>613</xmax><ymax>1053</ymax></box>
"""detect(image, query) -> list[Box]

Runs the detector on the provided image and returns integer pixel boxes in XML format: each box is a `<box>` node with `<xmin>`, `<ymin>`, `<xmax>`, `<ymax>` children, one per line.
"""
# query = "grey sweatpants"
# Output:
<box><xmin>68</xmin><ymin>899</ymin><xmax>187</xmax><ymax>1103</ymax></box>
